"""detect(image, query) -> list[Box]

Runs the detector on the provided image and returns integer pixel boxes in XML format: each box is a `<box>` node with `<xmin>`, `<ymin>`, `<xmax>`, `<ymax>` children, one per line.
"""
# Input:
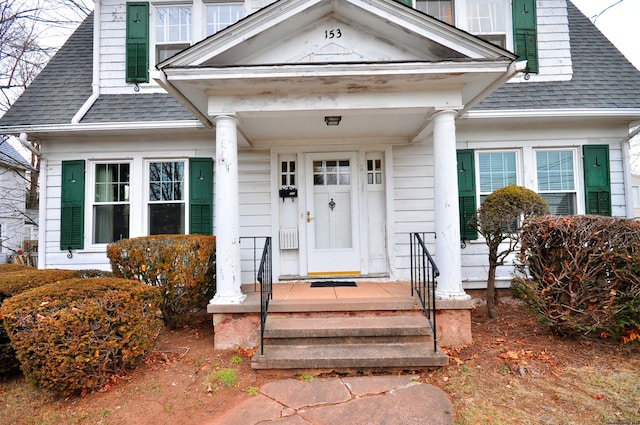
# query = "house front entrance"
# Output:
<box><xmin>305</xmin><ymin>152</ymin><xmax>360</xmax><ymax>275</ymax></box>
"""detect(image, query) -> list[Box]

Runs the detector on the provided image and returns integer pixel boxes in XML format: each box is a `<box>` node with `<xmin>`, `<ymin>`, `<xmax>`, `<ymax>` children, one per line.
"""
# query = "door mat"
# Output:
<box><xmin>310</xmin><ymin>281</ymin><xmax>357</xmax><ymax>288</ymax></box>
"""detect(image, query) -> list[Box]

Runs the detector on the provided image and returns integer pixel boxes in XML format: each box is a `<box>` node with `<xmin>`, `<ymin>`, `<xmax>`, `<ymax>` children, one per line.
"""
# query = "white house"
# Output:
<box><xmin>1</xmin><ymin>0</ymin><xmax>640</xmax><ymax>349</ymax></box>
<box><xmin>0</xmin><ymin>140</ymin><xmax>33</xmax><ymax>263</ymax></box>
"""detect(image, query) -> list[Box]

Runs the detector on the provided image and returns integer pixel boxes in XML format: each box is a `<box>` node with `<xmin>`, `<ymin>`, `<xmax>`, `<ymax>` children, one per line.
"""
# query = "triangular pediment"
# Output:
<box><xmin>160</xmin><ymin>0</ymin><xmax>512</xmax><ymax>69</ymax></box>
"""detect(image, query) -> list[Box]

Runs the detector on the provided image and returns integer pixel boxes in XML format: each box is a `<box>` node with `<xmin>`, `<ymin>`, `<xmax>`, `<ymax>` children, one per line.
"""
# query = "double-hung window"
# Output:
<box><xmin>148</xmin><ymin>161</ymin><xmax>185</xmax><ymax>235</ymax></box>
<box><xmin>93</xmin><ymin>163</ymin><xmax>130</xmax><ymax>244</ymax></box>
<box><xmin>465</xmin><ymin>0</ymin><xmax>509</xmax><ymax>48</ymax></box>
<box><xmin>156</xmin><ymin>6</ymin><xmax>192</xmax><ymax>62</ymax></box>
<box><xmin>206</xmin><ymin>3</ymin><xmax>244</xmax><ymax>36</ymax></box>
<box><xmin>535</xmin><ymin>149</ymin><xmax>577</xmax><ymax>215</ymax></box>
<box><xmin>478</xmin><ymin>151</ymin><xmax>518</xmax><ymax>202</ymax></box>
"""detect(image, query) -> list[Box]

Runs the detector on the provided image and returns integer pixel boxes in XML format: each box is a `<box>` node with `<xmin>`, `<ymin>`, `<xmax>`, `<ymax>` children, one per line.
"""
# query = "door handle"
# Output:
<box><xmin>306</xmin><ymin>211</ymin><xmax>314</xmax><ymax>223</ymax></box>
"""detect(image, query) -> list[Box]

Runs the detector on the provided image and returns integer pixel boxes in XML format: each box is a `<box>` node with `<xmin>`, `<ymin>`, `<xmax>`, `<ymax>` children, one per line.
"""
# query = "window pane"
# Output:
<box><xmin>93</xmin><ymin>163</ymin><xmax>130</xmax><ymax>244</ymax></box>
<box><xmin>540</xmin><ymin>193</ymin><xmax>576</xmax><ymax>216</ymax></box>
<box><xmin>149</xmin><ymin>203</ymin><xmax>185</xmax><ymax>234</ymax></box>
<box><xmin>207</xmin><ymin>4</ymin><xmax>244</xmax><ymax>35</ymax></box>
<box><xmin>467</xmin><ymin>0</ymin><xmax>506</xmax><ymax>33</ymax></box>
<box><xmin>94</xmin><ymin>204</ymin><xmax>130</xmax><ymax>243</ymax></box>
<box><xmin>416</xmin><ymin>0</ymin><xmax>454</xmax><ymax>24</ymax></box>
<box><xmin>149</xmin><ymin>161</ymin><xmax>184</xmax><ymax>201</ymax></box>
<box><xmin>536</xmin><ymin>151</ymin><xmax>575</xmax><ymax>191</ymax></box>
<box><xmin>157</xmin><ymin>7</ymin><xmax>191</xmax><ymax>43</ymax></box>
<box><xmin>479</xmin><ymin>152</ymin><xmax>516</xmax><ymax>193</ymax></box>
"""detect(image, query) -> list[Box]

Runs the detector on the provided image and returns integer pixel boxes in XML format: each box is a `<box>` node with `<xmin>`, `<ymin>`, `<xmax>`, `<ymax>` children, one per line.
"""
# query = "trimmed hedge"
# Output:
<box><xmin>107</xmin><ymin>235</ymin><xmax>216</xmax><ymax>328</ymax></box>
<box><xmin>2</xmin><ymin>278</ymin><xmax>162</xmax><ymax>395</ymax></box>
<box><xmin>0</xmin><ymin>264</ymin><xmax>35</xmax><ymax>273</ymax></box>
<box><xmin>513</xmin><ymin>215</ymin><xmax>640</xmax><ymax>343</ymax></box>
<box><xmin>0</xmin><ymin>268</ymin><xmax>85</xmax><ymax>376</ymax></box>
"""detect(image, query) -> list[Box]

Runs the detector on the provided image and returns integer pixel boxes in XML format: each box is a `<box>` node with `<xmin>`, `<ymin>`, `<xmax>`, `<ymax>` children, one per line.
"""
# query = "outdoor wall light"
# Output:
<box><xmin>324</xmin><ymin>116</ymin><xmax>342</xmax><ymax>126</ymax></box>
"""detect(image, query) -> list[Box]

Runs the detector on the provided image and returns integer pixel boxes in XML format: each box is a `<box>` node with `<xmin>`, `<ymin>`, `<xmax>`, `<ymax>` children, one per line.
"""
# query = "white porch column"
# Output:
<box><xmin>432</xmin><ymin>110</ymin><xmax>469</xmax><ymax>300</ymax></box>
<box><xmin>210</xmin><ymin>115</ymin><xmax>246</xmax><ymax>304</ymax></box>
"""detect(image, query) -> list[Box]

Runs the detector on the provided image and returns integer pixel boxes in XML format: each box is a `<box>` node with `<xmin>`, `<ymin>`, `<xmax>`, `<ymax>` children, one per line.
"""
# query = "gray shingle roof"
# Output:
<box><xmin>81</xmin><ymin>94</ymin><xmax>195</xmax><ymax>122</ymax></box>
<box><xmin>477</xmin><ymin>1</ymin><xmax>640</xmax><ymax>110</ymax></box>
<box><xmin>0</xmin><ymin>14</ymin><xmax>94</xmax><ymax>126</ymax></box>
<box><xmin>1</xmin><ymin>1</ymin><xmax>638</xmax><ymax>128</ymax></box>
<box><xmin>0</xmin><ymin>138</ymin><xmax>31</xmax><ymax>169</ymax></box>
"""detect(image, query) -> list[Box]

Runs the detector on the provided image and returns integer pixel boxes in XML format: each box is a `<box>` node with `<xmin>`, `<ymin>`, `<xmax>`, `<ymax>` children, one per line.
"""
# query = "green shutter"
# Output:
<box><xmin>512</xmin><ymin>0</ymin><xmax>538</xmax><ymax>74</ymax></box>
<box><xmin>583</xmin><ymin>145</ymin><xmax>611</xmax><ymax>216</ymax></box>
<box><xmin>126</xmin><ymin>2</ymin><xmax>149</xmax><ymax>83</ymax></box>
<box><xmin>60</xmin><ymin>160</ymin><xmax>85</xmax><ymax>250</ymax></box>
<box><xmin>457</xmin><ymin>149</ymin><xmax>478</xmax><ymax>240</ymax></box>
<box><xmin>189</xmin><ymin>158</ymin><xmax>213</xmax><ymax>235</ymax></box>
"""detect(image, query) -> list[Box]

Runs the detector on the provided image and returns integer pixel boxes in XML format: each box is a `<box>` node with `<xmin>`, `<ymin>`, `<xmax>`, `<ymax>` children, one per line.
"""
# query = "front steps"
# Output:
<box><xmin>251</xmin><ymin>312</ymin><xmax>449</xmax><ymax>370</ymax></box>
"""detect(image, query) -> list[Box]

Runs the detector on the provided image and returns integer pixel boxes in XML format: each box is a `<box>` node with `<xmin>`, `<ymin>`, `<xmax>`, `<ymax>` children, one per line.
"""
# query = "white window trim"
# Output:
<box><xmin>144</xmin><ymin>158</ymin><xmax>190</xmax><ymax>235</ymax></box>
<box><xmin>88</xmin><ymin>160</ymin><xmax>133</xmax><ymax>247</ymax></box>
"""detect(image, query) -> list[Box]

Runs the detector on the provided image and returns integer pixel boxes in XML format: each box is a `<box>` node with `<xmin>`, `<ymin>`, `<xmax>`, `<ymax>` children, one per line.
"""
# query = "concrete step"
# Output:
<box><xmin>251</xmin><ymin>342</ymin><xmax>449</xmax><ymax>369</ymax></box>
<box><xmin>263</xmin><ymin>314</ymin><xmax>433</xmax><ymax>345</ymax></box>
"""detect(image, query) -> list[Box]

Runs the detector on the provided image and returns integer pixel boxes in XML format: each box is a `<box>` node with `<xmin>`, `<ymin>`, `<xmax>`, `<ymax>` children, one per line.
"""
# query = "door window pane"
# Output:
<box><xmin>313</xmin><ymin>160</ymin><xmax>351</xmax><ymax>186</ymax></box>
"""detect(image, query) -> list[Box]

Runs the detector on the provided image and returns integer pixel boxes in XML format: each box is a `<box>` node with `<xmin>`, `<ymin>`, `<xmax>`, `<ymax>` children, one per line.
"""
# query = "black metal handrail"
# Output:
<box><xmin>256</xmin><ymin>237</ymin><xmax>272</xmax><ymax>356</ymax></box>
<box><xmin>410</xmin><ymin>232</ymin><xmax>439</xmax><ymax>352</ymax></box>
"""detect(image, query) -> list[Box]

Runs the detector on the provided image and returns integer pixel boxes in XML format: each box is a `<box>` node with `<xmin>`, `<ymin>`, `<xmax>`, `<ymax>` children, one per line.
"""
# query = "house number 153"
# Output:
<box><xmin>325</xmin><ymin>29</ymin><xmax>342</xmax><ymax>39</ymax></box>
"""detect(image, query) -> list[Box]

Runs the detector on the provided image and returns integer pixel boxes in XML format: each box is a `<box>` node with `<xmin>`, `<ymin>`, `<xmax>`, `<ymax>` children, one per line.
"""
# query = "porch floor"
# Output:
<box><xmin>207</xmin><ymin>282</ymin><xmax>422</xmax><ymax>314</ymax></box>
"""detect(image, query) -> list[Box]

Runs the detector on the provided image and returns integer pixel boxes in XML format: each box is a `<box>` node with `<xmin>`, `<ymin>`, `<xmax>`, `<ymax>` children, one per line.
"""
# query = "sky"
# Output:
<box><xmin>571</xmin><ymin>0</ymin><xmax>640</xmax><ymax>71</ymax></box>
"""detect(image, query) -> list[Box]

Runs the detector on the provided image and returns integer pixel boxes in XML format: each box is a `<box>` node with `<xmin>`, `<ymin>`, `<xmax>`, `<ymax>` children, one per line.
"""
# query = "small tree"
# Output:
<box><xmin>472</xmin><ymin>185</ymin><xmax>549</xmax><ymax>318</ymax></box>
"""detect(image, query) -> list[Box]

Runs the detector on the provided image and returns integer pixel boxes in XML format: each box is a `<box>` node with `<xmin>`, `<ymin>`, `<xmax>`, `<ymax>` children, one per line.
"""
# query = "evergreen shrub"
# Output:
<box><xmin>0</xmin><ymin>268</ymin><xmax>83</xmax><ymax>376</ymax></box>
<box><xmin>107</xmin><ymin>235</ymin><xmax>216</xmax><ymax>328</ymax></box>
<box><xmin>513</xmin><ymin>215</ymin><xmax>640</xmax><ymax>344</ymax></box>
<box><xmin>2</xmin><ymin>278</ymin><xmax>162</xmax><ymax>395</ymax></box>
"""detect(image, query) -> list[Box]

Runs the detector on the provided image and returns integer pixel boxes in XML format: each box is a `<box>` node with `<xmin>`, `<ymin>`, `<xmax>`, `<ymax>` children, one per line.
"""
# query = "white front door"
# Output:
<box><xmin>305</xmin><ymin>153</ymin><xmax>360</xmax><ymax>275</ymax></box>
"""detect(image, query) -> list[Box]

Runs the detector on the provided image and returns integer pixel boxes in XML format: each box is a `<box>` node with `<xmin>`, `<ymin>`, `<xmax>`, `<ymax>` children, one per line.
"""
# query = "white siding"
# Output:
<box><xmin>0</xmin><ymin>165</ymin><xmax>28</xmax><ymax>258</ymax></box>
<box><xmin>510</xmin><ymin>0</ymin><xmax>573</xmax><ymax>83</ymax></box>
<box><xmin>237</xmin><ymin>150</ymin><xmax>271</xmax><ymax>284</ymax></box>
<box><xmin>389</xmin><ymin>143</ymin><xmax>435</xmax><ymax>281</ymax></box>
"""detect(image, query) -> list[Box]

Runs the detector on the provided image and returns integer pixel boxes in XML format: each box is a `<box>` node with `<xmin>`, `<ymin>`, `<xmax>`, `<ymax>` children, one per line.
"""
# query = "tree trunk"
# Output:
<box><xmin>486</xmin><ymin>258</ymin><xmax>498</xmax><ymax>319</ymax></box>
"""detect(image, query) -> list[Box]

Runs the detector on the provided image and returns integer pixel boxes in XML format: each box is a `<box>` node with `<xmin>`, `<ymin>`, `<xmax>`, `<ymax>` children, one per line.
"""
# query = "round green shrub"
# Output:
<box><xmin>0</xmin><ymin>269</ymin><xmax>83</xmax><ymax>376</ymax></box>
<box><xmin>107</xmin><ymin>235</ymin><xmax>216</xmax><ymax>328</ymax></box>
<box><xmin>2</xmin><ymin>278</ymin><xmax>162</xmax><ymax>395</ymax></box>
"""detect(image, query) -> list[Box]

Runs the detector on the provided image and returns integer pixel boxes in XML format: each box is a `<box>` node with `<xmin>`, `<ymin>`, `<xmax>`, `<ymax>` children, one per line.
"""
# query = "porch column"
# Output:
<box><xmin>432</xmin><ymin>110</ymin><xmax>469</xmax><ymax>300</ymax></box>
<box><xmin>210</xmin><ymin>115</ymin><xmax>246</xmax><ymax>304</ymax></box>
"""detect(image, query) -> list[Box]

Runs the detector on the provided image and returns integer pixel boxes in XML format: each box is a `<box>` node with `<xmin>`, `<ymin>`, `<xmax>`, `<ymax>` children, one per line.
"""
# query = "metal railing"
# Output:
<box><xmin>410</xmin><ymin>232</ymin><xmax>439</xmax><ymax>352</ymax></box>
<box><xmin>256</xmin><ymin>237</ymin><xmax>272</xmax><ymax>355</ymax></box>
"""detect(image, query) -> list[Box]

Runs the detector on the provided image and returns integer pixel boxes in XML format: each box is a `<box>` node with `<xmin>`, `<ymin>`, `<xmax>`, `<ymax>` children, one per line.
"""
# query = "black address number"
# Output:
<box><xmin>325</xmin><ymin>29</ymin><xmax>342</xmax><ymax>39</ymax></box>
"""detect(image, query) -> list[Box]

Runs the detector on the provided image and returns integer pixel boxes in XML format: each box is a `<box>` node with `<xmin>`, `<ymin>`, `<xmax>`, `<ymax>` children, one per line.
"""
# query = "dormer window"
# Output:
<box><xmin>465</xmin><ymin>0</ymin><xmax>508</xmax><ymax>48</ymax></box>
<box><xmin>156</xmin><ymin>6</ymin><xmax>192</xmax><ymax>62</ymax></box>
<box><xmin>206</xmin><ymin>3</ymin><xmax>244</xmax><ymax>36</ymax></box>
<box><xmin>416</xmin><ymin>0</ymin><xmax>454</xmax><ymax>25</ymax></box>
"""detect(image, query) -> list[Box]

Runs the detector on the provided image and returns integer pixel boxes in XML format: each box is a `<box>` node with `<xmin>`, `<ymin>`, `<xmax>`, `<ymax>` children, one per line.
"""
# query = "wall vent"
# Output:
<box><xmin>279</xmin><ymin>228</ymin><xmax>299</xmax><ymax>250</ymax></box>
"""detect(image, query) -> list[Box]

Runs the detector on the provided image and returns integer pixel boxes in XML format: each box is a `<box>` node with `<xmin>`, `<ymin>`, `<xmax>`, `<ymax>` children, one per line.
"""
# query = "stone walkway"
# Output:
<box><xmin>205</xmin><ymin>375</ymin><xmax>453</xmax><ymax>425</ymax></box>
